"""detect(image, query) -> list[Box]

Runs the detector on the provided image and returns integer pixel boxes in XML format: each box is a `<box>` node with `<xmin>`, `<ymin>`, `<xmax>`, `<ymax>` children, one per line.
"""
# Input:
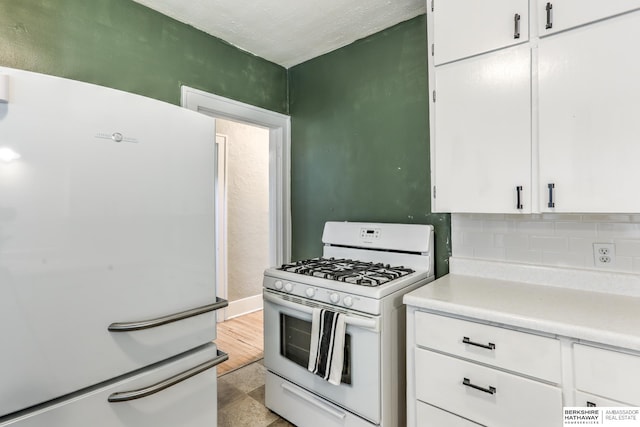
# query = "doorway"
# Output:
<box><xmin>215</xmin><ymin>119</ymin><xmax>270</xmax><ymax>319</ymax></box>
<box><xmin>181</xmin><ymin>87</ymin><xmax>291</xmax><ymax>373</ymax></box>
<box><xmin>181</xmin><ymin>86</ymin><xmax>291</xmax><ymax>271</ymax></box>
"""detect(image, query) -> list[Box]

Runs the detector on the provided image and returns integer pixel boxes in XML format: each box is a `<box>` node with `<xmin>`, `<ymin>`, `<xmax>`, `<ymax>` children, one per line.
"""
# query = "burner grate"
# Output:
<box><xmin>278</xmin><ymin>258</ymin><xmax>414</xmax><ymax>287</ymax></box>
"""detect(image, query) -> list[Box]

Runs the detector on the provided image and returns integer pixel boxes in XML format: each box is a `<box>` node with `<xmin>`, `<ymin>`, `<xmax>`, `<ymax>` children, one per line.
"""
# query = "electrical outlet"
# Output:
<box><xmin>593</xmin><ymin>243</ymin><xmax>615</xmax><ymax>267</ymax></box>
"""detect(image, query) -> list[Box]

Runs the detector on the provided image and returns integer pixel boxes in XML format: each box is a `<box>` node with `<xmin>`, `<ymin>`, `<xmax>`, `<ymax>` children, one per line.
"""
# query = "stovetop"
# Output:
<box><xmin>278</xmin><ymin>257</ymin><xmax>414</xmax><ymax>287</ymax></box>
<box><xmin>264</xmin><ymin>222</ymin><xmax>434</xmax><ymax>314</ymax></box>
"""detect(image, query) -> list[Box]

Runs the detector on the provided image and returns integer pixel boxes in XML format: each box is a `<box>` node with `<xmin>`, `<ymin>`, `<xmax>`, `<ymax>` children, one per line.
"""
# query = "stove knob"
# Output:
<box><xmin>284</xmin><ymin>282</ymin><xmax>294</xmax><ymax>292</ymax></box>
<box><xmin>274</xmin><ymin>280</ymin><xmax>283</xmax><ymax>290</ymax></box>
<box><xmin>343</xmin><ymin>296</ymin><xmax>353</xmax><ymax>307</ymax></box>
<box><xmin>330</xmin><ymin>293</ymin><xmax>340</xmax><ymax>303</ymax></box>
<box><xmin>305</xmin><ymin>288</ymin><xmax>316</xmax><ymax>298</ymax></box>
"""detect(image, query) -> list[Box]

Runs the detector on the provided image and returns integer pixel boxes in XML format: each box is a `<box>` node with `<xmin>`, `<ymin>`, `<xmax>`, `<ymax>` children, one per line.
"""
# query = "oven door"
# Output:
<box><xmin>263</xmin><ymin>289</ymin><xmax>381</xmax><ymax>424</ymax></box>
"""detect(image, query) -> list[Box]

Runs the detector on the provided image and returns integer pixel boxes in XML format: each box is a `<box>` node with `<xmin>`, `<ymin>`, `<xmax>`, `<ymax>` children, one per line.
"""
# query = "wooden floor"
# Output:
<box><xmin>216</xmin><ymin>310</ymin><xmax>264</xmax><ymax>376</ymax></box>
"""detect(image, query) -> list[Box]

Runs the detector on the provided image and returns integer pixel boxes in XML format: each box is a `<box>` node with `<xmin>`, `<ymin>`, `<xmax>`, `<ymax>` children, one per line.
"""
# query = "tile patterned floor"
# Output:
<box><xmin>218</xmin><ymin>359</ymin><xmax>295</xmax><ymax>427</ymax></box>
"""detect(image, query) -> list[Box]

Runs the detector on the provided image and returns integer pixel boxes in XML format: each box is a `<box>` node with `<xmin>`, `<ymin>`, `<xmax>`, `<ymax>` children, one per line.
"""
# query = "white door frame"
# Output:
<box><xmin>181</xmin><ymin>87</ymin><xmax>292</xmax><ymax>298</ymax></box>
<box><xmin>214</xmin><ymin>134</ymin><xmax>228</xmax><ymax>321</ymax></box>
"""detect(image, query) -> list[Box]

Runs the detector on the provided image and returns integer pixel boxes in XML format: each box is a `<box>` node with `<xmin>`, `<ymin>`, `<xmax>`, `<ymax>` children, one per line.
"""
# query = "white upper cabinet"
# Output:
<box><xmin>537</xmin><ymin>0</ymin><xmax>640</xmax><ymax>36</ymax></box>
<box><xmin>432</xmin><ymin>0</ymin><xmax>529</xmax><ymax>65</ymax></box>
<box><xmin>538</xmin><ymin>10</ymin><xmax>640</xmax><ymax>212</ymax></box>
<box><xmin>429</xmin><ymin>0</ymin><xmax>640</xmax><ymax>213</ymax></box>
<box><xmin>433</xmin><ymin>45</ymin><xmax>531</xmax><ymax>213</ymax></box>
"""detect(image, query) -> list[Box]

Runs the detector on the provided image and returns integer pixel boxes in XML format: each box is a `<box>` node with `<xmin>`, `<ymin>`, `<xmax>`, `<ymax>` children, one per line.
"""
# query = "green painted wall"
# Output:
<box><xmin>0</xmin><ymin>0</ymin><xmax>288</xmax><ymax>113</ymax></box>
<box><xmin>289</xmin><ymin>15</ymin><xmax>451</xmax><ymax>277</ymax></box>
<box><xmin>0</xmin><ymin>2</ymin><xmax>450</xmax><ymax>276</ymax></box>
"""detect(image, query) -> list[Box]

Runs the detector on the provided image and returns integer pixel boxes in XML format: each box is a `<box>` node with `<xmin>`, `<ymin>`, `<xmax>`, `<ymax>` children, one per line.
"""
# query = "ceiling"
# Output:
<box><xmin>131</xmin><ymin>0</ymin><xmax>427</xmax><ymax>68</ymax></box>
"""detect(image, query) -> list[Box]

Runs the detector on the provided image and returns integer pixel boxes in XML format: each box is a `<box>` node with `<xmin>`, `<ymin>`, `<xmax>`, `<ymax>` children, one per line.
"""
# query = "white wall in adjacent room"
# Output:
<box><xmin>217</xmin><ymin>118</ymin><xmax>270</xmax><ymax>304</ymax></box>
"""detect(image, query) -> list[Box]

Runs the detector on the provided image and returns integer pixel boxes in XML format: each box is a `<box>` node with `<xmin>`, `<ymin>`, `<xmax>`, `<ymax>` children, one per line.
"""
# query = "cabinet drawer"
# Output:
<box><xmin>575</xmin><ymin>391</ymin><xmax>632</xmax><ymax>408</ymax></box>
<box><xmin>415</xmin><ymin>311</ymin><xmax>561</xmax><ymax>382</ymax></box>
<box><xmin>574</xmin><ymin>344</ymin><xmax>640</xmax><ymax>406</ymax></box>
<box><xmin>537</xmin><ymin>0</ymin><xmax>640</xmax><ymax>36</ymax></box>
<box><xmin>415</xmin><ymin>348</ymin><xmax>563</xmax><ymax>427</ymax></box>
<box><xmin>417</xmin><ymin>401</ymin><xmax>482</xmax><ymax>426</ymax></box>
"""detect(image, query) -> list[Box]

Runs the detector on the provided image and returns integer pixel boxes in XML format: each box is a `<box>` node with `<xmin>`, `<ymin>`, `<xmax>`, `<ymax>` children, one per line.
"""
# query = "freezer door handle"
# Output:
<box><xmin>108</xmin><ymin>349</ymin><xmax>228</xmax><ymax>402</ymax></box>
<box><xmin>108</xmin><ymin>297</ymin><xmax>228</xmax><ymax>332</ymax></box>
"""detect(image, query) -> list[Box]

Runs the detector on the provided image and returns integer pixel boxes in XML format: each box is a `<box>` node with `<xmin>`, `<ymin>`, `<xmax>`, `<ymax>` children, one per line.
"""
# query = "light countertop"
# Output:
<box><xmin>404</xmin><ymin>258</ymin><xmax>640</xmax><ymax>352</ymax></box>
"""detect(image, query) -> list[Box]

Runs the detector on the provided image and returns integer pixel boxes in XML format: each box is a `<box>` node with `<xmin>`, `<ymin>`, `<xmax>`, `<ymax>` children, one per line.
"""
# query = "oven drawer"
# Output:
<box><xmin>415</xmin><ymin>311</ymin><xmax>561</xmax><ymax>383</ymax></box>
<box><xmin>574</xmin><ymin>344</ymin><xmax>640</xmax><ymax>406</ymax></box>
<box><xmin>265</xmin><ymin>372</ymin><xmax>376</xmax><ymax>427</ymax></box>
<box><xmin>415</xmin><ymin>348</ymin><xmax>563</xmax><ymax>427</ymax></box>
<box><xmin>417</xmin><ymin>401</ymin><xmax>482</xmax><ymax>426</ymax></box>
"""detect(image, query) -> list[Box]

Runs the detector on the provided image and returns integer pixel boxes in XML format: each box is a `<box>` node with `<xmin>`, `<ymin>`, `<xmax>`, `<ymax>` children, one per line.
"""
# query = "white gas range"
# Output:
<box><xmin>263</xmin><ymin>221</ymin><xmax>435</xmax><ymax>427</ymax></box>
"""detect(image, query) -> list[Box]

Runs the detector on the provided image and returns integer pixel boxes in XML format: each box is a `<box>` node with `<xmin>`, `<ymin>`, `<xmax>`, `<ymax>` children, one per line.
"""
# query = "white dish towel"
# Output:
<box><xmin>308</xmin><ymin>308</ymin><xmax>346</xmax><ymax>386</ymax></box>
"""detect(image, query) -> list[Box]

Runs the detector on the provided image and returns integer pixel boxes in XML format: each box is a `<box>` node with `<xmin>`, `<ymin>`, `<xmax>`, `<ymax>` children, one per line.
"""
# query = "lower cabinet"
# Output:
<box><xmin>574</xmin><ymin>344</ymin><xmax>640</xmax><ymax>407</ymax></box>
<box><xmin>407</xmin><ymin>308</ymin><xmax>640</xmax><ymax>427</ymax></box>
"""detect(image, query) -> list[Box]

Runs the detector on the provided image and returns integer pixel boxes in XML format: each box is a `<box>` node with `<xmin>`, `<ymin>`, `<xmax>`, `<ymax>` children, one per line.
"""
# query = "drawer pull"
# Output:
<box><xmin>463</xmin><ymin>336</ymin><xmax>496</xmax><ymax>350</ymax></box>
<box><xmin>463</xmin><ymin>378</ymin><xmax>497</xmax><ymax>395</ymax></box>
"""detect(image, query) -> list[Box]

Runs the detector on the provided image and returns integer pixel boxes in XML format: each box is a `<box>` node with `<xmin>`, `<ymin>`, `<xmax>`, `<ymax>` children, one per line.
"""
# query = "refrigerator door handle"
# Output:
<box><xmin>108</xmin><ymin>297</ymin><xmax>228</xmax><ymax>332</ymax></box>
<box><xmin>108</xmin><ymin>349</ymin><xmax>228</xmax><ymax>403</ymax></box>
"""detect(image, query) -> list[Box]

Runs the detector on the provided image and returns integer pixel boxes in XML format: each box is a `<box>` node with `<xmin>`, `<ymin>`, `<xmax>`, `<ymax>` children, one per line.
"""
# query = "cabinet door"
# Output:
<box><xmin>433</xmin><ymin>45</ymin><xmax>531</xmax><ymax>213</ymax></box>
<box><xmin>537</xmin><ymin>0</ymin><xmax>640</xmax><ymax>36</ymax></box>
<box><xmin>538</xmin><ymin>11</ymin><xmax>640</xmax><ymax>212</ymax></box>
<box><xmin>573</xmin><ymin>344</ymin><xmax>640</xmax><ymax>406</ymax></box>
<box><xmin>433</xmin><ymin>0</ymin><xmax>529</xmax><ymax>65</ymax></box>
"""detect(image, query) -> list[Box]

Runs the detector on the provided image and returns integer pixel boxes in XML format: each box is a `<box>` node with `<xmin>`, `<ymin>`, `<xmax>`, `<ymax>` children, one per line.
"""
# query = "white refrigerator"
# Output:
<box><xmin>0</xmin><ymin>67</ymin><xmax>226</xmax><ymax>426</ymax></box>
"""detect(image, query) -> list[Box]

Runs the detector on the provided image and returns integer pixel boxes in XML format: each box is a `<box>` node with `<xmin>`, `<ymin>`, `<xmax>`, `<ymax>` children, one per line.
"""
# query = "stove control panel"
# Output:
<box><xmin>263</xmin><ymin>276</ymin><xmax>382</xmax><ymax>315</ymax></box>
<box><xmin>360</xmin><ymin>227</ymin><xmax>380</xmax><ymax>241</ymax></box>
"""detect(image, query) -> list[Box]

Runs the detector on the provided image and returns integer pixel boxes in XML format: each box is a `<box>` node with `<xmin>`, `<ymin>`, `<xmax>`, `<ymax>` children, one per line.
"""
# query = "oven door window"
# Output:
<box><xmin>280</xmin><ymin>313</ymin><xmax>351</xmax><ymax>385</ymax></box>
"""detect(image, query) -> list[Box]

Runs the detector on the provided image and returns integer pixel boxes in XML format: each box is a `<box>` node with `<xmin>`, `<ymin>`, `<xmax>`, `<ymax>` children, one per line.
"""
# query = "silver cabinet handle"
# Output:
<box><xmin>514</xmin><ymin>13</ymin><xmax>521</xmax><ymax>39</ymax></box>
<box><xmin>547</xmin><ymin>183</ymin><xmax>556</xmax><ymax>208</ymax></box>
<box><xmin>463</xmin><ymin>336</ymin><xmax>496</xmax><ymax>350</ymax></box>
<box><xmin>108</xmin><ymin>349</ymin><xmax>228</xmax><ymax>402</ymax></box>
<box><xmin>546</xmin><ymin>2</ymin><xmax>553</xmax><ymax>29</ymax></box>
<box><xmin>463</xmin><ymin>378</ymin><xmax>497</xmax><ymax>395</ymax></box>
<box><xmin>108</xmin><ymin>297</ymin><xmax>228</xmax><ymax>332</ymax></box>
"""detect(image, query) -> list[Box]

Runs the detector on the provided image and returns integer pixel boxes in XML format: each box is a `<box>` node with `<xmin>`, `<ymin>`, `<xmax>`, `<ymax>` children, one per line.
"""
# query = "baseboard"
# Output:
<box><xmin>226</xmin><ymin>294</ymin><xmax>263</xmax><ymax>319</ymax></box>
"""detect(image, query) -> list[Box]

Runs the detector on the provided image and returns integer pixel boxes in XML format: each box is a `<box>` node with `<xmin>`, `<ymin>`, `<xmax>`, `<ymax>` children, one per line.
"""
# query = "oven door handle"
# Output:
<box><xmin>263</xmin><ymin>292</ymin><xmax>380</xmax><ymax>332</ymax></box>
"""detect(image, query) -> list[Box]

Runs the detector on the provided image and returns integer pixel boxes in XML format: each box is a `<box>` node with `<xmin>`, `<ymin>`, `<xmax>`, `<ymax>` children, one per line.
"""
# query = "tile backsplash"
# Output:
<box><xmin>452</xmin><ymin>214</ymin><xmax>640</xmax><ymax>274</ymax></box>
